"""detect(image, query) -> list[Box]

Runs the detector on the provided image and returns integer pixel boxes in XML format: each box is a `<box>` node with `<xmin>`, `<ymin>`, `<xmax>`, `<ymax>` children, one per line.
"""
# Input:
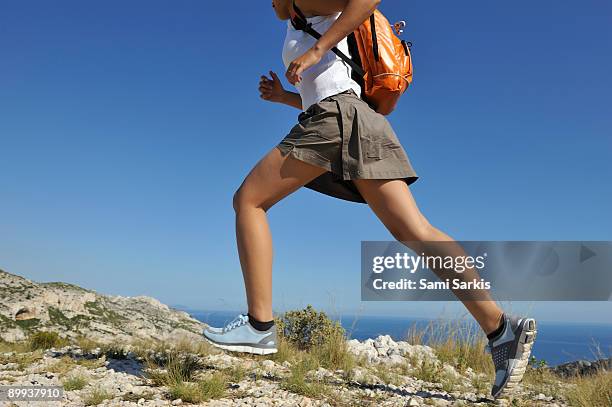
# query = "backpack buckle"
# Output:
<box><xmin>393</xmin><ymin>20</ymin><xmax>406</xmax><ymax>35</ymax></box>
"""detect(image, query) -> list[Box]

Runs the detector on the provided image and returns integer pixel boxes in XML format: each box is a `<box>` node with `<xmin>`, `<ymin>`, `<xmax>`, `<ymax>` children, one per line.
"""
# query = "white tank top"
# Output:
<box><xmin>282</xmin><ymin>12</ymin><xmax>362</xmax><ymax>112</ymax></box>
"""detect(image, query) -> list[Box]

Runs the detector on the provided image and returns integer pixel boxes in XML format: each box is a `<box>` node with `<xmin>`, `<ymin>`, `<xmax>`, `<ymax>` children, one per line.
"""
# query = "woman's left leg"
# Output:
<box><xmin>352</xmin><ymin>178</ymin><xmax>504</xmax><ymax>334</ymax></box>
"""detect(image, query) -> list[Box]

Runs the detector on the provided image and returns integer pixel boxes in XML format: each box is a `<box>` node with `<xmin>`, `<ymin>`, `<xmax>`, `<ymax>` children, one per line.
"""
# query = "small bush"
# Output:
<box><xmin>198</xmin><ymin>372</ymin><xmax>227</xmax><ymax>401</ymax></box>
<box><xmin>144</xmin><ymin>350</ymin><xmax>202</xmax><ymax>386</ymax></box>
<box><xmin>100</xmin><ymin>342</ymin><xmax>129</xmax><ymax>360</ymax></box>
<box><xmin>45</xmin><ymin>356</ymin><xmax>77</xmax><ymax>375</ymax></box>
<box><xmin>564</xmin><ymin>371</ymin><xmax>612</xmax><ymax>407</ymax></box>
<box><xmin>74</xmin><ymin>336</ymin><xmax>100</xmax><ymax>354</ymax></box>
<box><xmin>15</xmin><ymin>318</ymin><xmax>40</xmax><ymax>330</ymax></box>
<box><xmin>83</xmin><ymin>387</ymin><xmax>113</xmax><ymax>406</ymax></box>
<box><xmin>311</xmin><ymin>323</ymin><xmax>356</xmax><ymax>372</ymax></box>
<box><xmin>131</xmin><ymin>337</ymin><xmax>215</xmax><ymax>363</ymax></box>
<box><xmin>406</xmin><ymin>317</ymin><xmax>493</xmax><ymax>375</ymax></box>
<box><xmin>440</xmin><ymin>372</ymin><xmax>460</xmax><ymax>392</ymax></box>
<box><xmin>411</xmin><ymin>357</ymin><xmax>442</xmax><ymax>383</ymax></box>
<box><xmin>270</xmin><ymin>335</ymin><xmax>297</xmax><ymax>364</ymax></box>
<box><xmin>167</xmin><ymin>381</ymin><xmax>201</xmax><ymax>403</ymax></box>
<box><xmin>166</xmin><ymin>372</ymin><xmax>226</xmax><ymax>403</ymax></box>
<box><xmin>29</xmin><ymin>331</ymin><xmax>65</xmax><ymax>351</ymax></box>
<box><xmin>63</xmin><ymin>374</ymin><xmax>88</xmax><ymax>391</ymax></box>
<box><xmin>129</xmin><ymin>338</ymin><xmax>159</xmax><ymax>360</ymax></box>
<box><xmin>373</xmin><ymin>364</ymin><xmax>402</xmax><ymax>386</ymax></box>
<box><xmin>280</xmin><ymin>356</ymin><xmax>327</xmax><ymax>398</ymax></box>
<box><xmin>276</xmin><ymin>305</ymin><xmax>346</xmax><ymax>351</ymax></box>
<box><xmin>14</xmin><ymin>351</ymin><xmax>44</xmax><ymax>370</ymax></box>
<box><xmin>470</xmin><ymin>373</ymin><xmax>490</xmax><ymax>395</ymax></box>
<box><xmin>224</xmin><ymin>365</ymin><xmax>246</xmax><ymax>383</ymax></box>
<box><xmin>172</xmin><ymin>336</ymin><xmax>214</xmax><ymax>356</ymax></box>
<box><xmin>0</xmin><ymin>341</ymin><xmax>42</xmax><ymax>369</ymax></box>
<box><xmin>164</xmin><ymin>352</ymin><xmax>201</xmax><ymax>383</ymax></box>
<box><xmin>522</xmin><ymin>356</ymin><xmax>558</xmax><ymax>392</ymax></box>
<box><xmin>0</xmin><ymin>340</ymin><xmax>30</xmax><ymax>354</ymax></box>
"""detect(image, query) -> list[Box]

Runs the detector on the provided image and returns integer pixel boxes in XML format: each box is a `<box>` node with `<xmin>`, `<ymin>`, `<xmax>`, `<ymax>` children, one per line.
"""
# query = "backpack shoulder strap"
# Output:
<box><xmin>291</xmin><ymin>0</ymin><xmax>309</xmax><ymax>23</ymax></box>
<box><xmin>290</xmin><ymin>0</ymin><xmax>365</xmax><ymax>78</ymax></box>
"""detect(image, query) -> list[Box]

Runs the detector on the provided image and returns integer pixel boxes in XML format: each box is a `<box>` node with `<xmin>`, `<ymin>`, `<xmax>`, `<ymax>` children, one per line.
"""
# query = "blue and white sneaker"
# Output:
<box><xmin>487</xmin><ymin>314</ymin><xmax>538</xmax><ymax>399</ymax></box>
<box><xmin>202</xmin><ymin>313</ymin><xmax>278</xmax><ymax>355</ymax></box>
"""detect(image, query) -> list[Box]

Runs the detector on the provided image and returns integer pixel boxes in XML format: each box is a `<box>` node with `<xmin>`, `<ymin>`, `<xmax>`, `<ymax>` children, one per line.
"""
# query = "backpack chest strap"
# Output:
<box><xmin>289</xmin><ymin>0</ymin><xmax>366</xmax><ymax>78</ymax></box>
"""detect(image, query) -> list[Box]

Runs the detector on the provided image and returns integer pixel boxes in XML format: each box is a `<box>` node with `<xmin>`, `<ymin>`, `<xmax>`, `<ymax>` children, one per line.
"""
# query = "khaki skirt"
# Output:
<box><xmin>276</xmin><ymin>88</ymin><xmax>419</xmax><ymax>203</ymax></box>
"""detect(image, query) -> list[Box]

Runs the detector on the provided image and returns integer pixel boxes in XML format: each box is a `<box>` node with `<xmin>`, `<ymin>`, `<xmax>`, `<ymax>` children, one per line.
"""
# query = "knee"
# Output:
<box><xmin>232</xmin><ymin>187</ymin><xmax>248</xmax><ymax>213</ymax></box>
<box><xmin>233</xmin><ymin>187</ymin><xmax>268</xmax><ymax>213</ymax></box>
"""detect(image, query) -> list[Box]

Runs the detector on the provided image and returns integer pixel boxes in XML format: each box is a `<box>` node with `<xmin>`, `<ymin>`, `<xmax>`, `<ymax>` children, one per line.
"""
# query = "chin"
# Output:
<box><xmin>274</xmin><ymin>11</ymin><xmax>290</xmax><ymax>20</ymax></box>
<box><xmin>272</xmin><ymin>0</ymin><xmax>290</xmax><ymax>20</ymax></box>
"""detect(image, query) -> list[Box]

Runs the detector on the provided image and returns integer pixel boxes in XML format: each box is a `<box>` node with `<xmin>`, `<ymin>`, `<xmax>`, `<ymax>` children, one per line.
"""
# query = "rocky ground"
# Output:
<box><xmin>0</xmin><ymin>270</ymin><xmax>205</xmax><ymax>344</ymax></box>
<box><xmin>0</xmin><ymin>270</ymin><xmax>607</xmax><ymax>406</ymax></box>
<box><xmin>0</xmin><ymin>334</ymin><xmax>573</xmax><ymax>407</ymax></box>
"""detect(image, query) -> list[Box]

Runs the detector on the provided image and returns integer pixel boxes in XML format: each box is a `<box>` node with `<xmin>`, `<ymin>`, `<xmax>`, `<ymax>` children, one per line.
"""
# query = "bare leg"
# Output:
<box><xmin>232</xmin><ymin>147</ymin><xmax>328</xmax><ymax>322</ymax></box>
<box><xmin>353</xmin><ymin>178</ymin><xmax>503</xmax><ymax>334</ymax></box>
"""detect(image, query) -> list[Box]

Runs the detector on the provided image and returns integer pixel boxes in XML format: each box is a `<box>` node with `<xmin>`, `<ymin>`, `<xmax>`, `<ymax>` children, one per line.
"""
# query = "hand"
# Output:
<box><xmin>285</xmin><ymin>47</ymin><xmax>324</xmax><ymax>86</ymax></box>
<box><xmin>259</xmin><ymin>71</ymin><xmax>286</xmax><ymax>103</ymax></box>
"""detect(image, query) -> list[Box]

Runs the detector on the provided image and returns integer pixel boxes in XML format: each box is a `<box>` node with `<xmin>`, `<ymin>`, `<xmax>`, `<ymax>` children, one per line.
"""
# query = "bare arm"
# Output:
<box><xmin>259</xmin><ymin>71</ymin><xmax>303</xmax><ymax>110</ymax></box>
<box><xmin>299</xmin><ymin>0</ymin><xmax>380</xmax><ymax>56</ymax></box>
<box><xmin>279</xmin><ymin>91</ymin><xmax>303</xmax><ymax>110</ymax></box>
<box><xmin>286</xmin><ymin>0</ymin><xmax>380</xmax><ymax>85</ymax></box>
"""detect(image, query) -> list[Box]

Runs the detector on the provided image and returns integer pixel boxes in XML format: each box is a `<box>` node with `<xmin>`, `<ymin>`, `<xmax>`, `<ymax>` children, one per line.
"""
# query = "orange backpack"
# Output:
<box><xmin>290</xmin><ymin>1</ymin><xmax>413</xmax><ymax>115</ymax></box>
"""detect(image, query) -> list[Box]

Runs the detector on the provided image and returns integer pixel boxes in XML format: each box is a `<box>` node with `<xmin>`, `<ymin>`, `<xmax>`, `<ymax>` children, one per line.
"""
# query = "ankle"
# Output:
<box><xmin>486</xmin><ymin>313</ymin><xmax>506</xmax><ymax>340</ymax></box>
<box><xmin>247</xmin><ymin>313</ymin><xmax>275</xmax><ymax>332</ymax></box>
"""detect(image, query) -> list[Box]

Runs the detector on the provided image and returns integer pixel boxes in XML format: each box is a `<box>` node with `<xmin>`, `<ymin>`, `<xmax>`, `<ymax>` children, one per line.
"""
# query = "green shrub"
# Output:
<box><xmin>275</xmin><ymin>305</ymin><xmax>346</xmax><ymax>351</ymax></box>
<box><xmin>224</xmin><ymin>365</ymin><xmax>246</xmax><ymax>383</ymax></box>
<box><xmin>270</xmin><ymin>335</ymin><xmax>296</xmax><ymax>364</ymax></box>
<box><xmin>45</xmin><ymin>356</ymin><xmax>77</xmax><ymax>375</ymax></box>
<box><xmin>470</xmin><ymin>373</ymin><xmax>490</xmax><ymax>395</ymax></box>
<box><xmin>100</xmin><ymin>342</ymin><xmax>129</xmax><ymax>359</ymax></box>
<box><xmin>144</xmin><ymin>350</ymin><xmax>202</xmax><ymax>386</ymax></box>
<box><xmin>74</xmin><ymin>336</ymin><xmax>100</xmax><ymax>354</ymax></box>
<box><xmin>83</xmin><ymin>387</ymin><xmax>113</xmax><ymax>406</ymax></box>
<box><xmin>62</xmin><ymin>374</ymin><xmax>88</xmax><ymax>391</ymax></box>
<box><xmin>198</xmin><ymin>372</ymin><xmax>227</xmax><ymax>401</ymax></box>
<box><xmin>411</xmin><ymin>357</ymin><xmax>442</xmax><ymax>383</ymax></box>
<box><xmin>29</xmin><ymin>331</ymin><xmax>65</xmax><ymax>351</ymax></box>
<box><xmin>166</xmin><ymin>372</ymin><xmax>226</xmax><ymax>403</ymax></box>
<box><xmin>311</xmin><ymin>323</ymin><xmax>356</xmax><ymax>372</ymax></box>
<box><xmin>280</xmin><ymin>356</ymin><xmax>327</xmax><ymax>398</ymax></box>
<box><xmin>15</xmin><ymin>318</ymin><xmax>40</xmax><ymax>330</ymax></box>
<box><xmin>519</xmin><ymin>356</ymin><xmax>559</xmax><ymax>398</ymax></box>
<box><xmin>0</xmin><ymin>340</ymin><xmax>30</xmax><ymax>355</ymax></box>
<box><xmin>564</xmin><ymin>371</ymin><xmax>612</xmax><ymax>407</ymax></box>
<box><xmin>406</xmin><ymin>318</ymin><xmax>492</xmax><ymax>375</ymax></box>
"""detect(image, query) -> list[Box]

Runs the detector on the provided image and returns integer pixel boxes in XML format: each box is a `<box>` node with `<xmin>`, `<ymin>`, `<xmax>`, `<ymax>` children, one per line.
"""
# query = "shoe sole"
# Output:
<box><xmin>495</xmin><ymin>318</ymin><xmax>538</xmax><ymax>399</ymax></box>
<box><xmin>202</xmin><ymin>336</ymin><xmax>278</xmax><ymax>355</ymax></box>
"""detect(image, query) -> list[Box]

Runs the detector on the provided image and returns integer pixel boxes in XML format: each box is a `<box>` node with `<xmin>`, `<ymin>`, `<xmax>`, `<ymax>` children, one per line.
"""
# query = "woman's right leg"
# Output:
<box><xmin>232</xmin><ymin>146</ymin><xmax>328</xmax><ymax>322</ymax></box>
<box><xmin>352</xmin><ymin>178</ymin><xmax>504</xmax><ymax>333</ymax></box>
<box><xmin>352</xmin><ymin>178</ymin><xmax>538</xmax><ymax>399</ymax></box>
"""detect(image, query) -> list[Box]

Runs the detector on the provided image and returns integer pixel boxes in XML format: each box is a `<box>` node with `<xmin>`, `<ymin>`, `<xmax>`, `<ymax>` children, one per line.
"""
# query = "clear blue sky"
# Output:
<box><xmin>1</xmin><ymin>1</ymin><xmax>610</xmax><ymax>323</ymax></box>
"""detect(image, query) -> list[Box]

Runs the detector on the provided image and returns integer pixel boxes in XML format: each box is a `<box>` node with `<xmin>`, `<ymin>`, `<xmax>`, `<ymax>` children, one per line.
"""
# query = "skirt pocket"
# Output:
<box><xmin>295</xmin><ymin>102</ymin><xmax>341</xmax><ymax>142</ymax></box>
<box><xmin>365</xmin><ymin>139</ymin><xmax>383</xmax><ymax>160</ymax></box>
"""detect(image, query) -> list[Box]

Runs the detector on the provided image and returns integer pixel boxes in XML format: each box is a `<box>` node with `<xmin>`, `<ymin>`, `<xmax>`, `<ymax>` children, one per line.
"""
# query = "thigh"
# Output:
<box><xmin>235</xmin><ymin>146</ymin><xmax>328</xmax><ymax>211</ymax></box>
<box><xmin>352</xmin><ymin>179</ymin><xmax>430</xmax><ymax>240</ymax></box>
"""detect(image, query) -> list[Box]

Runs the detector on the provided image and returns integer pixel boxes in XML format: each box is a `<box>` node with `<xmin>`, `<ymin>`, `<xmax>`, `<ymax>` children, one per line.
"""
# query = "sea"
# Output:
<box><xmin>188</xmin><ymin>310</ymin><xmax>612</xmax><ymax>367</ymax></box>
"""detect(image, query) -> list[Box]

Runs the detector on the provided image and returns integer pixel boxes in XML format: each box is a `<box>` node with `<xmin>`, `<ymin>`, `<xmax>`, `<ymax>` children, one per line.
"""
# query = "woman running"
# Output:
<box><xmin>203</xmin><ymin>0</ymin><xmax>537</xmax><ymax>399</ymax></box>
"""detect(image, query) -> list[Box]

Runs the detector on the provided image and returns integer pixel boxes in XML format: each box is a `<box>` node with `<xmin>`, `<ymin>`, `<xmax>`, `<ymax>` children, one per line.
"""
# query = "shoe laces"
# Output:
<box><xmin>222</xmin><ymin>313</ymin><xmax>249</xmax><ymax>333</ymax></box>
